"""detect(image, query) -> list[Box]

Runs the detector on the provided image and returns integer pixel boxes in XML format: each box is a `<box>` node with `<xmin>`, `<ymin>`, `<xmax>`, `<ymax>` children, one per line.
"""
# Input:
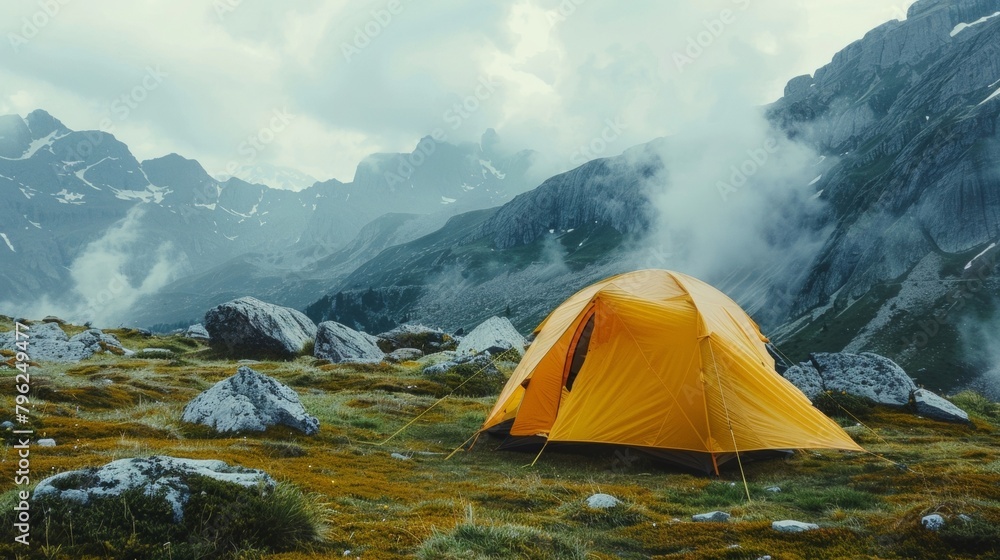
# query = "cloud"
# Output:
<box><xmin>0</xmin><ymin>0</ymin><xmax>916</xmax><ymax>185</ymax></box>
<box><xmin>0</xmin><ymin>207</ymin><xmax>182</xmax><ymax>327</ymax></box>
<box><xmin>634</xmin><ymin>107</ymin><xmax>833</xmax><ymax>326</ymax></box>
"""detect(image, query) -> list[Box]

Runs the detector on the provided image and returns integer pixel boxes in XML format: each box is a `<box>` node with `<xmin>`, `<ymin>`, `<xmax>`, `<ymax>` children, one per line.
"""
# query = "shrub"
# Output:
<box><xmin>18</xmin><ymin>478</ymin><xmax>328</xmax><ymax>559</ymax></box>
<box><xmin>949</xmin><ymin>391</ymin><xmax>1000</xmax><ymax>425</ymax></box>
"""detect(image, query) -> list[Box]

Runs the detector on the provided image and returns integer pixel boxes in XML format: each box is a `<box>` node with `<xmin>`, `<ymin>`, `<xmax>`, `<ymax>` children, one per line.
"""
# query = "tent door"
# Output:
<box><xmin>564</xmin><ymin>313</ymin><xmax>595</xmax><ymax>392</ymax></box>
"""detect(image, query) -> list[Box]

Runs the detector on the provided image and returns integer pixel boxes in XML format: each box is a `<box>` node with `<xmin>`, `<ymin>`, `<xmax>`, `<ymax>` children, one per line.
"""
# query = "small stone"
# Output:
<box><xmin>693</xmin><ymin>511</ymin><xmax>731</xmax><ymax>522</ymax></box>
<box><xmin>37</xmin><ymin>438</ymin><xmax>56</xmax><ymax>447</ymax></box>
<box><xmin>390</xmin><ymin>453</ymin><xmax>410</xmax><ymax>461</ymax></box>
<box><xmin>772</xmin><ymin>520</ymin><xmax>819</xmax><ymax>532</ymax></box>
<box><xmin>586</xmin><ymin>493</ymin><xmax>621</xmax><ymax>509</ymax></box>
<box><xmin>958</xmin><ymin>514</ymin><xmax>973</xmax><ymax>523</ymax></box>
<box><xmin>0</xmin><ymin>421</ymin><xmax>14</xmax><ymax>430</ymax></box>
<box><xmin>386</xmin><ymin>348</ymin><xmax>424</xmax><ymax>363</ymax></box>
<box><xmin>922</xmin><ymin>514</ymin><xmax>945</xmax><ymax>531</ymax></box>
<box><xmin>766</xmin><ymin>486</ymin><xmax>781</xmax><ymax>493</ymax></box>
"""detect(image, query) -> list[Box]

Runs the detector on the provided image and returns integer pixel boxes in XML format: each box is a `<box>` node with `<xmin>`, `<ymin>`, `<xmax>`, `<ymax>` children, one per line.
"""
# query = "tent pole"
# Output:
<box><xmin>707</xmin><ymin>339</ymin><xmax>752</xmax><ymax>502</ymax></box>
<box><xmin>711</xmin><ymin>453</ymin><xmax>719</xmax><ymax>476</ymax></box>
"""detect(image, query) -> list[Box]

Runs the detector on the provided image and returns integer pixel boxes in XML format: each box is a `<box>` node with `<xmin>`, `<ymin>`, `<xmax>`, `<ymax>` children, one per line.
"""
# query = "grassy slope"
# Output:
<box><xmin>0</xmin><ymin>326</ymin><xmax>997</xmax><ymax>559</ymax></box>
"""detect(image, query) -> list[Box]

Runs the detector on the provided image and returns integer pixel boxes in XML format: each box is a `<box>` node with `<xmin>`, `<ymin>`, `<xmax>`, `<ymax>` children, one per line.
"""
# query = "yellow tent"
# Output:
<box><xmin>480</xmin><ymin>269</ymin><xmax>862</xmax><ymax>473</ymax></box>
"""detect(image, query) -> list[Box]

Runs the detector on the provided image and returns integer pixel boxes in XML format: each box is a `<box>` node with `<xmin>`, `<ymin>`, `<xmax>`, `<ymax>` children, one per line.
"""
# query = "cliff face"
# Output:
<box><xmin>770</xmin><ymin>0</ymin><xmax>1000</xmax><ymax>313</ymax></box>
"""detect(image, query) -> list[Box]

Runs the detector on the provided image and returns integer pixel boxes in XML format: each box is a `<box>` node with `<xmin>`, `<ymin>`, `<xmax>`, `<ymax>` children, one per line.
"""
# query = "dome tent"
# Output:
<box><xmin>480</xmin><ymin>269</ymin><xmax>862</xmax><ymax>474</ymax></box>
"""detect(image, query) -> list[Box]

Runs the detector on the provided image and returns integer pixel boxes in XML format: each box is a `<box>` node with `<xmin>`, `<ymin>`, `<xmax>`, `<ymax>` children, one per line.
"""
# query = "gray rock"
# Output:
<box><xmin>802</xmin><ymin>352</ymin><xmax>917</xmax><ymax>407</ymax></box>
<box><xmin>772</xmin><ymin>520</ymin><xmax>820</xmax><ymax>532</ymax></box>
<box><xmin>390</xmin><ymin>452</ymin><xmax>410</xmax><ymax>461</ymax></box>
<box><xmin>0</xmin><ymin>421</ymin><xmax>13</xmax><ymax>430</ymax></box>
<box><xmin>386</xmin><ymin>348</ymin><xmax>424</xmax><ymax>363</ymax></box>
<box><xmin>782</xmin><ymin>362</ymin><xmax>825</xmax><ymax>399</ymax></box>
<box><xmin>37</xmin><ymin>438</ymin><xmax>56</xmax><ymax>447</ymax></box>
<box><xmin>692</xmin><ymin>511</ymin><xmax>731</xmax><ymax>522</ymax></box>
<box><xmin>314</xmin><ymin>321</ymin><xmax>384</xmax><ymax>364</ymax></box>
<box><xmin>922</xmin><ymin>513</ymin><xmax>945</xmax><ymax>531</ymax></box>
<box><xmin>0</xmin><ymin>323</ymin><xmax>129</xmax><ymax>362</ymax></box>
<box><xmin>423</xmin><ymin>353</ymin><xmax>501</xmax><ymax>377</ymax></box>
<box><xmin>184</xmin><ymin>323</ymin><xmax>210</xmax><ymax>340</ymax></box>
<box><xmin>377</xmin><ymin>324</ymin><xmax>454</xmax><ymax>353</ymax></box>
<box><xmin>586</xmin><ymin>493</ymin><xmax>621</xmax><ymax>509</ymax></box>
<box><xmin>204</xmin><ymin>297</ymin><xmax>316</xmax><ymax>359</ymax></box>
<box><xmin>913</xmin><ymin>389</ymin><xmax>970</xmax><ymax>423</ymax></box>
<box><xmin>41</xmin><ymin>316</ymin><xmax>65</xmax><ymax>324</ymax></box>
<box><xmin>182</xmin><ymin>366</ymin><xmax>319</xmax><ymax>435</ymax></box>
<box><xmin>34</xmin><ymin>456</ymin><xmax>273</xmax><ymax>522</ymax></box>
<box><xmin>456</xmin><ymin>316</ymin><xmax>526</xmax><ymax>359</ymax></box>
<box><xmin>766</xmin><ymin>486</ymin><xmax>782</xmax><ymax>493</ymax></box>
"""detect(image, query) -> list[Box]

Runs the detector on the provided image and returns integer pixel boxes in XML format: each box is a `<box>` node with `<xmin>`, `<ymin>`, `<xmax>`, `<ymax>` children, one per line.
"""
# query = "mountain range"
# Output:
<box><xmin>2</xmin><ymin>0</ymin><xmax>999</xmax><ymax>397</ymax></box>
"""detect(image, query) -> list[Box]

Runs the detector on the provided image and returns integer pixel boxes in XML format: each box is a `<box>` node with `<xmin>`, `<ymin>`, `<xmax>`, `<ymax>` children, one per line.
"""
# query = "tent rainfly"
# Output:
<box><xmin>479</xmin><ymin>269</ymin><xmax>863</xmax><ymax>474</ymax></box>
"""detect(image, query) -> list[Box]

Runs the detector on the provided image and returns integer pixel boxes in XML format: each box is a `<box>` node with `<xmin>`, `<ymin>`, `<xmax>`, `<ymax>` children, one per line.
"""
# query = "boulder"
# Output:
<box><xmin>783</xmin><ymin>352</ymin><xmax>916</xmax><ymax>407</ymax></box>
<box><xmin>782</xmin><ymin>362</ymin><xmax>825</xmax><ymax>399</ymax></box>
<box><xmin>913</xmin><ymin>389</ymin><xmax>969</xmax><ymax>423</ymax></box>
<box><xmin>184</xmin><ymin>323</ymin><xmax>210</xmax><ymax>340</ymax></box>
<box><xmin>456</xmin><ymin>316</ymin><xmax>526</xmax><ymax>359</ymax></box>
<box><xmin>771</xmin><ymin>520</ymin><xmax>819</xmax><ymax>533</ymax></box>
<box><xmin>182</xmin><ymin>366</ymin><xmax>319</xmax><ymax>435</ymax></box>
<box><xmin>314</xmin><ymin>321</ymin><xmax>384</xmax><ymax>364</ymax></box>
<box><xmin>204</xmin><ymin>297</ymin><xmax>316</xmax><ymax>359</ymax></box>
<box><xmin>386</xmin><ymin>348</ymin><xmax>424</xmax><ymax>363</ymax></box>
<box><xmin>586</xmin><ymin>493</ymin><xmax>621</xmax><ymax>509</ymax></box>
<box><xmin>41</xmin><ymin>316</ymin><xmax>65</xmax><ymax>324</ymax></box>
<box><xmin>0</xmin><ymin>323</ymin><xmax>130</xmax><ymax>362</ymax></box>
<box><xmin>922</xmin><ymin>514</ymin><xmax>945</xmax><ymax>531</ymax></box>
<box><xmin>377</xmin><ymin>324</ymin><xmax>455</xmax><ymax>353</ymax></box>
<box><xmin>34</xmin><ymin>456</ymin><xmax>273</xmax><ymax>522</ymax></box>
<box><xmin>692</xmin><ymin>511</ymin><xmax>731</xmax><ymax>522</ymax></box>
<box><xmin>37</xmin><ymin>438</ymin><xmax>56</xmax><ymax>447</ymax></box>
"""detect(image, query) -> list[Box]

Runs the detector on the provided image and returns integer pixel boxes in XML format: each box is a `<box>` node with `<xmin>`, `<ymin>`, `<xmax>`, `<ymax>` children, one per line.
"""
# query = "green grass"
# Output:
<box><xmin>0</xmin><ymin>323</ymin><xmax>998</xmax><ymax>559</ymax></box>
<box><xmin>416</xmin><ymin>523</ymin><xmax>589</xmax><ymax>559</ymax></box>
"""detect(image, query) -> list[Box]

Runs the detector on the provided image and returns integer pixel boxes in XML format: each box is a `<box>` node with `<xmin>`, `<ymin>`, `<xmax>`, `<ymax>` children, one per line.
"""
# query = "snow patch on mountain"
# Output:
<box><xmin>480</xmin><ymin>159</ymin><xmax>505</xmax><ymax>179</ymax></box>
<box><xmin>53</xmin><ymin>189</ymin><xmax>85</xmax><ymax>205</ymax></box>
<box><xmin>0</xmin><ymin>233</ymin><xmax>14</xmax><ymax>252</ymax></box>
<box><xmin>950</xmin><ymin>11</ymin><xmax>1000</xmax><ymax>36</ymax></box>
<box><xmin>978</xmin><ymin>87</ymin><xmax>1000</xmax><ymax>106</ymax></box>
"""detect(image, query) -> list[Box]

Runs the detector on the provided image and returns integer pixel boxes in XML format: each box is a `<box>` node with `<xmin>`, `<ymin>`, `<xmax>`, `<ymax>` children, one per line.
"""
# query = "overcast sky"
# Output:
<box><xmin>0</xmin><ymin>0</ymin><xmax>917</xmax><ymax>184</ymax></box>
